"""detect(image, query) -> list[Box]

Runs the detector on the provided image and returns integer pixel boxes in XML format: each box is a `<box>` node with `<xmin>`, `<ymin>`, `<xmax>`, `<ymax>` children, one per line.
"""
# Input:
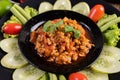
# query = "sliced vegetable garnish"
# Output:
<box><xmin>72</xmin><ymin>2</ymin><xmax>90</xmax><ymax>16</ymax></box>
<box><xmin>53</xmin><ymin>0</ymin><xmax>71</xmax><ymax>10</ymax></box>
<box><xmin>73</xmin><ymin>29</ymin><xmax>81</xmax><ymax>39</ymax></box>
<box><xmin>91</xmin><ymin>45</ymin><xmax>120</xmax><ymax>73</ymax></box>
<box><xmin>49</xmin><ymin>20</ymin><xmax>63</xmax><ymax>33</ymax></box>
<box><xmin>12</xmin><ymin>64</ymin><xmax>45</xmax><ymax>80</ymax></box>
<box><xmin>0</xmin><ymin>38</ymin><xmax>19</xmax><ymax>52</ymax></box>
<box><xmin>1</xmin><ymin>50</ymin><xmax>28</xmax><ymax>69</ymax></box>
<box><xmin>38</xmin><ymin>2</ymin><xmax>53</xmax><ymax>13</ymax></box>
<box><xmin>43</xmin><ymin>20</ymin><xmax>52</xmax><ymax>32</ymax></box>
<box><xmin>64</xmin><ymin>26</ymin><xmax>74</xmax><ymax>32</ymax></box>
<box><xmin>80</xmin><ymin>68</ymin><xmax>109</xmax><ymax>80</ymax></box>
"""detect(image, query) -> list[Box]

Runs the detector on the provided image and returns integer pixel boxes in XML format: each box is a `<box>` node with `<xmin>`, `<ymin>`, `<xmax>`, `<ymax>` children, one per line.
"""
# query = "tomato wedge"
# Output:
<box><xmin>68</xmin><ymin>72</ymin><xmax>88</xmax><ymax>80</ymax></box>
<box><xmin>3</xmin><ymin>23</ymin><xmax>22</xmax><ymax>35</ymax></box>
<box><xmin>89</xmin><ymin>4</ymin><xmax>105</xmax><ymax>22</ymax></box>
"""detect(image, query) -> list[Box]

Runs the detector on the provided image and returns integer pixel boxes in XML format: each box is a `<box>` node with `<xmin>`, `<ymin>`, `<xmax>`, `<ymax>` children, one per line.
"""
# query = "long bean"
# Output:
<box><xmin>100</xmin><ymin>17</ymin><xmax>120</xmax><ymax>32</ymax></box>
<box><xmin>10</xmin><ymin>7</ymin><xmax>27</xmax><ymax>24</ymax></box>
<box><xmin>14</xmin><ymin>4</ymin><xmax>31</xmax><ymax>20</ymax></box>
<box><xmin>97</xmin><ymin>14</ymin><xmax>117</xmax><ymax>27</ymax></box>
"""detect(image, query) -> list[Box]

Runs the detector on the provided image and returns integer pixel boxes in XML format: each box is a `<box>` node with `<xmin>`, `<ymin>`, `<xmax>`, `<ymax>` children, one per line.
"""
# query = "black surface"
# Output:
<box><xmin>0</xmin><ymin>0</ymin><xmax>120</xmax><ymax>79</ymax></box>
<box><xmin>18</xmin><ymin>10</ymin><xmax>103</xmax><ymax>74</ymax></box>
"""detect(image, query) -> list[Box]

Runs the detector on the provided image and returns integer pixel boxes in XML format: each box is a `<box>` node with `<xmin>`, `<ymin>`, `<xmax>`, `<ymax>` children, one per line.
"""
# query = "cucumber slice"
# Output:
<box><xmin>38</xmin><ymin>2</ymin><xmax>53</xmax><ymax>14</ymax></box>
<box><xmin>91</xmin><ymin>45</ymin><xmax>120</xmax><ymax>73</ymax></box>
<box><xmin>0</xmin><ymin>38</ymin><xmax>19</xmax><ymax>53</ymax></box>
<box><xmin>79</xmin><ymin>68</ymin><xmax>109</xmax><ymax>80</ymax></box>
<box><xmin>48</xmin><ymin>73</ymin><xmax>58</xmax><ymax>80</ymax></box>
<box><xmin>53</xmin><ymin>0</ymin><xmax>71</xmax><ymax>10</ymax></box>
<box><xmin>72</xmin><ymin>2</ymin><xmax>90</xmax><ymax>16</ymax></box>
<box><xmin>39</xmin><ymin>73</ymin><xmax>49</xmax><ymax>80</ymax></box>
<box><xmin>59</xmin><ymin>74</ymin><xmax>66</xmax><ymax>80</ymax></box>
<box><xmin>13</xmin><ymin>64</ymin><xmax>45</xmax><ymax>80</ymax></box>
<box><xmin>1</xmin><ymin>50</ymin><xmax>28</xmax><ymax>69</ymax></box>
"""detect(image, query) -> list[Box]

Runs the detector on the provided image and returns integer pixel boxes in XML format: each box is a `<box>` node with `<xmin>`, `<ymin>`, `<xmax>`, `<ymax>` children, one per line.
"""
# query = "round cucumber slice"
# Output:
<box><xmin>13</xmin><ymin>64</ymin><xmax>45</xmax><ymax>80</ymax></box>
<box><xmin>80</xmin><ymin>68</ymin><xmax>109</xmax><ymax>80</ymax></box>
<box><xmin>53</xmin><ymin>0</ymin><xmax>71</xmax><ymax>10</ymax></box>
<box><xmin>48</xmin><ymin>73</ymin><xmax>58</xmax><ymax>80</ymax></box>
<box><xmin>0</xmin><ymin>38</ymin><xmax>19</xmax><ymax>53</ymax></box>
<box><xmin>91</xmin><ymin>45</ymin><xmax>120</xmax><ymax>73</ymax></box>
<box><xmin>38</xmin><ymin>2</ymin><xmax>53</xmax><ymax>14</ymax></box>
<box><xmin>72</xmin><ymin>2</ymin><xmax>90</xmax><ymax>16</ymax></box>
<box><xmin>1</xmin><ymin>50</ymin><xmax>28</xmax><ymax>69</ymax></box>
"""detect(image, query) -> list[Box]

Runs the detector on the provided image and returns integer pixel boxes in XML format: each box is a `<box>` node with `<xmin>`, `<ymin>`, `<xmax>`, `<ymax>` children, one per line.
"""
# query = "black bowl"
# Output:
<box><xmin>18</xmin><ymin>10</ymin><xmax>104</xmax><ymax>74</ymax></box>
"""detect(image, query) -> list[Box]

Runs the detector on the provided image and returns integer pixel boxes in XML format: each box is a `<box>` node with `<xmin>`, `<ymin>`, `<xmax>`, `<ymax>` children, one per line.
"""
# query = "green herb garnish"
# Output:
<box><xmin>43</xmin><ymin>20</ymin><xmax>52</xmax><ymax>32</ymax></box>
<box><xmin>73</xmin><ymin>29</ymin><xmax>81</xmax><ymax>39</ymax></box>
<box><xmin>49</xmin><ymin>20</ymin><xmax>63</xmax><ymax>33</ymax></box>
<box><xmin>65</xmin><ymin>25</ymin><xmax>81</xmax><ymax>39</ymax></box>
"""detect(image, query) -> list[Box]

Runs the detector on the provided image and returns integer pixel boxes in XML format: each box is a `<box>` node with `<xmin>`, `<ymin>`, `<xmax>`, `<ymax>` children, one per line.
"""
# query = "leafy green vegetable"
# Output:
<box><xmin>24</xmin><ymin>6</ymin><xmax>38</xmax><ymax>17</ymax></box>
<box><xmin>103</xmin><ymin>24</ymin><xmax>120</xmax><ymax>46</ymax></box>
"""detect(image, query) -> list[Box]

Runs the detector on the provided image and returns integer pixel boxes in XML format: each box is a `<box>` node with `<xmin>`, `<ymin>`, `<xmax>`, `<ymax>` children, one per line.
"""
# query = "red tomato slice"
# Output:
<box><xmin>3</xmin><ymin>23</ymin><xmax>22</xmax><ymax>35</ymax></box>
<box><xmin>89</xmin><ymin>4</ymin><xmax>105</xmax><ymax>22</ymax></box>
<box><xmin>68</xmin><ymin>72</ymin><xmax>88</xmax><ymax>80</ymax></box>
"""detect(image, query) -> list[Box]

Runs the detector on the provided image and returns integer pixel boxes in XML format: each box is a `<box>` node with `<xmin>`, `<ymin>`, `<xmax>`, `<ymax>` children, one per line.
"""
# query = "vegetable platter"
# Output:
<box><xmin>0</xmin><ymin>0</ymin><xmax>120</xmax><ymax>80</ymax></box>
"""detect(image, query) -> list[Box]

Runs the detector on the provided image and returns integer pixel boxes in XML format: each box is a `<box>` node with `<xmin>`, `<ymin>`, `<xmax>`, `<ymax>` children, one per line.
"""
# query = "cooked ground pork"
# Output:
<box><xmin>30</xmin><ymin>17</ymin><xmax>94</xmax><ymax>65</ymax></box>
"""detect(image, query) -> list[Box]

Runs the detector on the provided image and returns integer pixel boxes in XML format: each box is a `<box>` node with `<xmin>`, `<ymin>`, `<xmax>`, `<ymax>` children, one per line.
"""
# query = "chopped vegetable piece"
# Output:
<box><xmin>73</xmin><ymin>29</ymin><xmax>81</xmax><ymax>39</ymax></box>
<box><xmin>49</xmin><ymin>20</ymin><xmax>63</xmax><ymax>33</ymax></box>
<box><xmin>43</xmin><ymin>20</ymin><xmax>52</xmax><ymax>32</ymax></box>
<box><xmin>64</xmin><ymin>26</ymin><xmax>74</xmax><ymax>32</ymax></box>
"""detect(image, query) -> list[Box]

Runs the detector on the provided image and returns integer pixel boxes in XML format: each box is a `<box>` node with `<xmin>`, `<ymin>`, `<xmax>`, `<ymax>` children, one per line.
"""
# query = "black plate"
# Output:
<box><xmin>18</xmin><ymin>10</ymin><xmax>103</xmax><ymax>74</ymax></box>
<box><xmin>0</xmin><ymin>0</ymin><xmax>120</xmax><ymax>79</ymax></box>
